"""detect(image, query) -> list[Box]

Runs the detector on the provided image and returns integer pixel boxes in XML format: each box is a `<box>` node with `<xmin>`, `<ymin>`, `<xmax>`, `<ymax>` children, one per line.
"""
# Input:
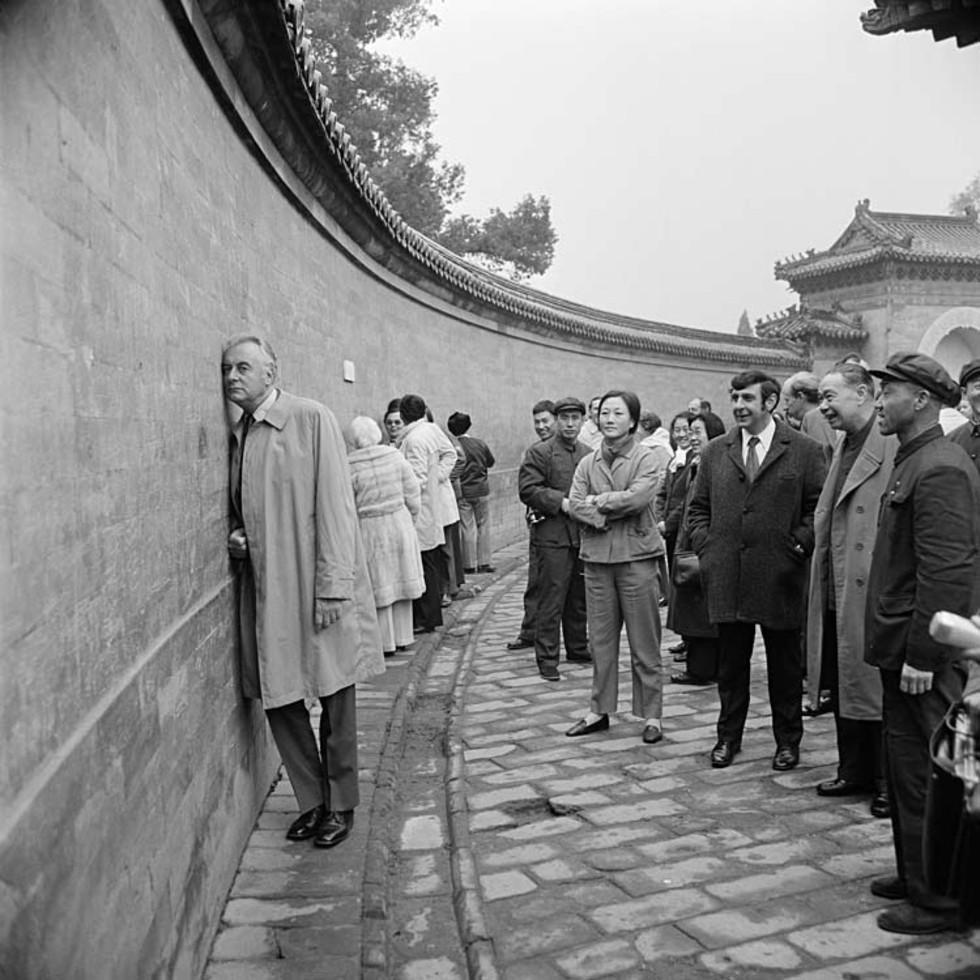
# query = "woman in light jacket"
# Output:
<box><xmin>565</xmin><ymin>391</ymin><xmax>666</xmax><ymax>744</ymax></box>
<box><xmin>346</xmin><ymin>416</ymin><xmax>425</xmax><ymax>653</ymax></box>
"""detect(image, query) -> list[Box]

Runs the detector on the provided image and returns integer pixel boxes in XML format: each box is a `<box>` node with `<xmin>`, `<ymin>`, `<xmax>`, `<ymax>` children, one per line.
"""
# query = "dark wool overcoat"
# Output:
<box><xmin>687</xmin><ymin>421</ymin><xmax>826</xmax><ymax>630</ymax></box>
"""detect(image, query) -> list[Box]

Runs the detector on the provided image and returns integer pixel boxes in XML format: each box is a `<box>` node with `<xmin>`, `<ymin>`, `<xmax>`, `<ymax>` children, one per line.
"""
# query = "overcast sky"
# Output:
<box><xmin>377</xmin><ymin>0</ymin><xmax>980</xmax><ymax>334</ymax></box>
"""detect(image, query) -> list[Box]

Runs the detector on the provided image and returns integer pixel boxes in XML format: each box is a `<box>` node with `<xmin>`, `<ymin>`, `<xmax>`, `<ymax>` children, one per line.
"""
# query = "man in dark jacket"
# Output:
<box><xmin>948</xmin><ymin>357</ymin><xmax>980</xmax><ymax>476</ymax></box>
<box><xmin>447</xmin><ymin>412</ymin><xmax>496</xmax><ymax>573</ymax></box>
<box><xmin>518</xmin><ymin>396</ymin><xmax>591</xmax><ymax>681</ymax></box>
<box><xmin>688</xmin><ymin>369</ymin><xmax>826</xmax><ymax>771</ymax></box>
<box><xmin>864</xmin><ymin>352</ymin><xmax>980</xmax><ymax>936</ymax></box>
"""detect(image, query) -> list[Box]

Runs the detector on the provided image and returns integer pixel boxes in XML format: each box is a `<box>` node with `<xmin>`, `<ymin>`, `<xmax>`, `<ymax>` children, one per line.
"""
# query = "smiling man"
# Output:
<box><xmin>805</xmin><ymin>362</ymin><xmax>895</xmax><ymax>819</ymax></box>
<box><xmin>687</xmin><ymin>369</ymin><xmax>826</xmax><ymax>771</ymax></box>
<box><xmin>864</xmin><ymin>351</ymin><xmax>980</xmax><ymax>935</ymax></box>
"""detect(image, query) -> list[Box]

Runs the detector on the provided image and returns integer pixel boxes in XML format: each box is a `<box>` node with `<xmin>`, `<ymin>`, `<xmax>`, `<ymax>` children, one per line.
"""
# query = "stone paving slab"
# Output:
<box><xmin>206</xmin><ymin>546</ymin><xmax>980</xmax><ymax>978</ymax></box>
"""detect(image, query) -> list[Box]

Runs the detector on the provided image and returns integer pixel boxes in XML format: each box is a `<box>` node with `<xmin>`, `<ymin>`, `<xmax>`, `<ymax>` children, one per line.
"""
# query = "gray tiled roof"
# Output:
<box><xmin>755</xmin><ymin>305</ymin><xmax>867</xmax><ymax>343</ymax></box>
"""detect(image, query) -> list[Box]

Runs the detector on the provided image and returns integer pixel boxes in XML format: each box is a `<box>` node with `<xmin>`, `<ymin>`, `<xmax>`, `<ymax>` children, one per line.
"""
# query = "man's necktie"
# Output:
<box><xmin>745</xmin><ymin>435</ymin><xmax>760</xmax><ymax>482</ymax></box>
<box><xmin>235</xmin><ymin>413</ymin><xmax>252</xmax><ymax>512</ymax></box>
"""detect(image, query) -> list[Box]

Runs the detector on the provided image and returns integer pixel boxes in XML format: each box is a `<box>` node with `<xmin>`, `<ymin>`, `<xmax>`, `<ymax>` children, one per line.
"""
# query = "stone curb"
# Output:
<box><xmin>360</xmin><ymin>552</ymin><xmax>524</xmax><ymax>978</ymax></box>
<box><xmin>444</xmin><ymin>569</ymin><xmax>527</xmax><ymax>980</ymax></box>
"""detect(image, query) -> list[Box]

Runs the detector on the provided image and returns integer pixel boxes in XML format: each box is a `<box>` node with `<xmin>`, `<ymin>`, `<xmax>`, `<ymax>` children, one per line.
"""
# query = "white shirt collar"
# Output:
<box><xmin>742</xmin><ymin>416</ymin><xmax>776</xmax><ymax>461</ymax></box>
<box><xmin>247</xmin><ymin>388</ymin><xmax>278</xmax><ymax>424</ymax></box>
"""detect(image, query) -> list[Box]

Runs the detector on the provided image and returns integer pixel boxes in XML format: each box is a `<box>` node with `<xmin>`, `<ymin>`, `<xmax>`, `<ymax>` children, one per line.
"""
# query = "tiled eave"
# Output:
<box><xmin>164</xmin><ymin>0</ymin><xmax>808</xmax><ymax>370</ymax></box>
<box><xmin>776</xmin><ymin>246</ymin><xmax>980</xmax><ymax>286</ymax></box>
<box><xmin>861</xmin><ymin>1</ymin><xmax>980</xmax><ymax>47</ymax></box>
<box><xmin>755</xmin><ymin>307</ymin><xmax>867</xmax><ymax>343</ymax></box>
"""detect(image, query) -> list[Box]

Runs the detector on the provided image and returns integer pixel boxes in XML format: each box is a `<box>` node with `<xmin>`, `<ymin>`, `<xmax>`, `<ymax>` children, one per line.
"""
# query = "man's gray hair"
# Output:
<box><xmin>783</xmin><ymin>371</ymin><xmax>820</xmax><ymax>403</ymax></box>
<box><xmin>222</xmin><ymin>335</ymin><xmax>279</xmax><ymax>379</ymax></box>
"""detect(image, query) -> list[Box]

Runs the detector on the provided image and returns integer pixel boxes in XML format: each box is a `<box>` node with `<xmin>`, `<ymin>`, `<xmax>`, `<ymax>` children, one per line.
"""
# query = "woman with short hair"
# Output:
<box><xmin>566</xmin><ymin>391</ymin><xmax>667</xmax><ymax>744</ymax></box>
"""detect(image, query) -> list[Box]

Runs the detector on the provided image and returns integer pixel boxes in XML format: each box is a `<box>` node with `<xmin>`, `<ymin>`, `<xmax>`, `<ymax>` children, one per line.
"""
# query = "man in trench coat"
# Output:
<box><xmin>687</xmin><ymin>369</ymin><xmax>826</xmax><ymax>771</ymax></box>
<box><xmin>805</xmin><ymin>362</ymin><xmax>894</xmax><ymax>817</ymax></box>
<box><xmin>223</xmin><ymin>336</ymin><xmax>384</xmax><ymax>849</ymax></box>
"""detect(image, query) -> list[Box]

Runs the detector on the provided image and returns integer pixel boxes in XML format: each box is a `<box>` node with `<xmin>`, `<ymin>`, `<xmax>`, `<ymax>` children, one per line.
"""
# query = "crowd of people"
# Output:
<box><xmin>221</xmin><ymin>333</ymin><xmax>980</xmax><ymax>937</ymax></box>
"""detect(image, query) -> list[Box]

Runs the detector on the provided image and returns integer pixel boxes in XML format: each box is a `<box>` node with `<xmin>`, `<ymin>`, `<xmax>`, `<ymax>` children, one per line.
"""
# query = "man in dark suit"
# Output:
<box><xmin>948</xmin><ymin>357</ymin><xmax>980</xmax><ymax>476</ymax></box>
<box><xmin>518</xmin><ymin>396</ymin><xmax>591</xmax><ymax>681</ymax></box>
<box><xmin>864</xmin><ymin>352</ymin><xmax>980</xmax><ymax>936</ymax></box>
<box><xmin>688</xmin><ymin>369</ymin><xmax>826</xmax><ymax>770</ymax></box>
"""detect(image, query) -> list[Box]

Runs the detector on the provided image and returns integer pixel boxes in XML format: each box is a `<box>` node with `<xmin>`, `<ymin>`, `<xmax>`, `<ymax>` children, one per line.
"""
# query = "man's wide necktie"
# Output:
<box><xmin>235</xmin><ymin>413</ymin><xmax>253</xmax><ymax>512</ymax></box>
<box><xmin>745</xmin><ymin>435</ymin><xmax>760</xmax><ymax>482</ymax></box>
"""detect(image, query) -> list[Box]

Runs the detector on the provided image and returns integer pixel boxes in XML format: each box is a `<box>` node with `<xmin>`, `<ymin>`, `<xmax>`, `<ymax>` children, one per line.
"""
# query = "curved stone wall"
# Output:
<box><xmin>0</xmin><ymin>0</ymin><xmax>806</xmax><ymax>975</ymax></box>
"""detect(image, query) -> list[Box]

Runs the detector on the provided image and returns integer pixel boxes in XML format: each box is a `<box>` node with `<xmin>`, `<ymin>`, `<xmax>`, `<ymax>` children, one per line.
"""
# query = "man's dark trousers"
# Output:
<box><xmin>716</xmin><ymin>622</ymin><xmax>803</xmax><ymax>748</ymax></box>
<box><xmin>518</xmin><ymin>539</ymin><xmax>541</xmax><ymax>642</ymax></box>
<box><xmin>414</xmin><ymin>547</ymin><xmax>443</xmax><ymax>631</ymax></box>
<box><xmin>533</xmin><ymin>545</ymin><xmax>587</xmax><ymax>670</ymax></box>
<box><xmin>881</xmin><ymin>665</ymin><xmax>964</xmax><ymax>909</ymax></box>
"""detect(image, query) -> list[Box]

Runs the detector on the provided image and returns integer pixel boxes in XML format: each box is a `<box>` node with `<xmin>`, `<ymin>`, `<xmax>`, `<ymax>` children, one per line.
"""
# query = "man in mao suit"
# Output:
<box><xmin>948</xmin><ymin>357</ymin><xmax>980</xmax><ymax>476</ymax></box>
<box><xmin>223</xmin><ymin>336</ymin><xmax>384</xmax><ymax>849</ymax></box>
<box><xmin>687</xmin><ymin>369</ymin><xmax>826</xmax><ymax>771</ymax></box>
<box><xmin>805</xmin><ymin>362</ymin><xmax>894</xmax><ymax>818</ymax></box>
<box><xmin>864</xmin><ymin>352</ymin><xmax>980</xmax><ymax>935</ymax></box>
<box><xmin>518</xmin><ymin>396</ymin><xmax>592</xmax><ymax>682</ymax></box>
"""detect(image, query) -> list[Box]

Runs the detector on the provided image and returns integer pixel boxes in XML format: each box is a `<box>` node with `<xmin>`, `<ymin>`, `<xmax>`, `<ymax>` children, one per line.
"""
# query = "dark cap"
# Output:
<box><xmin>869</xmin><ymin>351</ymin><xmax>961</xmax><ymax>408</ymax></box>
<box><xmin>553</xmin><ymin>396</ymin><xmax>586</xmax><ymax>415</ymax></box>
<box><xmin>959</xmin><ymin>358</ymin><xmax>980</xmax><ymax>387</ymax></box>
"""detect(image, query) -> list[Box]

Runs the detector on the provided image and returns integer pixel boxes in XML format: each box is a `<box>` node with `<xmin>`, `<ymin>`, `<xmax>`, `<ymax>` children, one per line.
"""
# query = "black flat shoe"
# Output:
<box><xmin>870</xmin><ymin>875</ymin><xmax>907</xmax><ymax>900</ymax></box>
<box><xmin>538</xmin><ymin>664</ymin><xmax>560</xmax><ymax>682</ymax></box>
<box><xmin>286</xmin><ymin>804</ymin><xmax>325</xmax><ymax>841</ymax></box>
<box><xmin>477</xmin><ymin>564</ymin><xmax>496</xmax><ymax>573</ymax></box>
<box><xmin>642</xmin><ymin>724</ymin><xmax>663</xmax><ymax>745</ymax></box>
<box><xmin>506</xmin><ymin>636</ymin><xmax>534</xmax><ymax>650</ymax></box>
<box><xmin>710</xmin><ymin>740</ymin><xmax>740</xmax><ymax>768</ymax></box>
<box><xmin>816</xmin><ymin>778</ymin><xmax>869</xmax><ymax>797</ymax></box>
<box><xmin>565</xmin><ymin>654</ymin><xmax>593</xmax><ymax>663</ymax></box>
<box><xmin>565</xmin><ymin>714</ymin><xmax>609</xmax><ymax>737</ymax></box>
<box><xmin>313</xmin><ymin>809</ymin><xmax>354</xmax><ymax>848</ymax></box>
<box><xmin>877</xmin><ymin>904</ymin><xmax>958</xmax><ymax>935</ymax></box>
<box><xmin>772</xmin><ymin>745</ymin><xmax>800</xmax><ymax>771</ymax></box>
<box><xmin>870</xmin><ymin>790</ymin><xmax>891</xmax><ymax>819</ymax></box>
<box><xmin>670</xmin><ymin>672</ymin><xmax>711</xmax><ymax>686</ymax></box>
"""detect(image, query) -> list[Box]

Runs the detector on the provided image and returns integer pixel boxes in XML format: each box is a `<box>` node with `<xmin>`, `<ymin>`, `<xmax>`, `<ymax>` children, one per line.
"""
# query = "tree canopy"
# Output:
<box><xmin>305</xmin><ymin>0</ymin><xmax>557</xmax><ymax>281</ymax></box>
<box><xmin>949</xmin><ymin>171</ymin><xmax>980</xmax><ymax>215</ymax></box>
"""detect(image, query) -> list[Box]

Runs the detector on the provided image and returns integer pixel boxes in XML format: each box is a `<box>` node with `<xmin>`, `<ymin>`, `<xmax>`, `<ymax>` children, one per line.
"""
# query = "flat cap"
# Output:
<box><xmin>959</xmin><ymin>358</ymin><xmax>980</xmax><ymax>387</ymax></box>
<box><xmin>869</xmin><ymin>351</ymin><xmax>960</xmax><ymax>407</ymax></box>
<box><xmin>553</xmin><ymin>395</ymin><xmax>586</xmax><ymax>415</ymax></box>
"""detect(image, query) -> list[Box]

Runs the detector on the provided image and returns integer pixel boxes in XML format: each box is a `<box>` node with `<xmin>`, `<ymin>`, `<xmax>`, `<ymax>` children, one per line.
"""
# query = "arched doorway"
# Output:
<box><xmin>918</xmin><ymin>307</ymin><xmax>980</xmax><ymax>376</ymax></box>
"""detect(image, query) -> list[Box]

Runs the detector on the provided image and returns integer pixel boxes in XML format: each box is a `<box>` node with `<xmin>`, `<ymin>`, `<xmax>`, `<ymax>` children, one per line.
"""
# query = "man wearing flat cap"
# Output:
<box><xmin>864</xmin><ymin>351</ymin><xmax>980</xmax><ymax>935</ymax></box>
<box><xmin>518</xmin><ymin>396</ymin><xmax>591</xmax><ymax>681</ymax></box>
<box><xmin>948</xmin><ymin>357</ymin><xmax>980</xmax><ymax>476</ymax></box>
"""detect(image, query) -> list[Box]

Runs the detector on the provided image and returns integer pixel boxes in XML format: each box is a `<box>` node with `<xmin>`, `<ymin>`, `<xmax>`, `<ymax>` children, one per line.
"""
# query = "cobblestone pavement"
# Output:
<box><xmin>206</xmin><ymin>547</ymin><xmax>980</xmax><ymax>979</ymax></box>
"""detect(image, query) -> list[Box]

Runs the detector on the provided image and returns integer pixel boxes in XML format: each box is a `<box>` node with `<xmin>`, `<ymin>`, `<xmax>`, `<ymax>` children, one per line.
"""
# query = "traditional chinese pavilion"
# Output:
<box><xmin>756</xmin><ymin>200</ymin><xmax>980</xmax><ymax>378</ymax></box>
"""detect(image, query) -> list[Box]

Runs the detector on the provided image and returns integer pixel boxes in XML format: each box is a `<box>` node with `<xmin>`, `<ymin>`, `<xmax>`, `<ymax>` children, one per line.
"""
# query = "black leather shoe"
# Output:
<box><xmin>313</xmin><ymin>809</ymin><xmax>354</xmax><ymax>849</ymax></box>
<box><xmin>477</xmin><ymin>564</ymin><xmax>496</xmax><ymax>573</ymax></box>
<box><xmin>565</xmin><ymin>714</ymin><xmax>609</xmax><ymax>737</ymax></box>
<box><xmin>870</xmin><ymin>788</ymin><xmax>891</xmax><ymax>819</ymax></box>
<box><xmin>538</xmin><ymin>664</ymin><xmax>560</xmax><ymax>682</ymax></box>
<box><xmin>877</xmin><ymin>904</ymin><xmax>958</xmax><ymax>935</ymax></box>
<box><xmin>870</xmin><ymin>874</ymin><xmax>907</xmax><ymax>900</ymax></box>
<box><xmin>286</xmin><ymin>804</ymin><xmax>325</xmax><ymax>841</ymax></box>
<box><xmin>816</xmin><ymin>778</ymin><xmax>869</xmax><ymax>797</ymax></box>
<box><xmin>642</xmin><ymin>724</ymin><xmax>663</xmax><ymax>745</ymax></box>
<box><xmin>772</xmin><ymin>745</ymin><xmax>800</xmax><ymax>771</ymax></box>
<box><xmin>710</xmin><ymin>740</ymin><xmax>740</xmax><ymax>768</ymax></box>
<box><xmin>506</xmin><ymin>636</ymin><xmax>534</xmax><ymax>650</ymax></box>
<box><xmin>671</xmin><ymin>672</ymin><xmax>711</xmax><ymax>686</ymax></box>
<box><xmin>463</xmin><ymin>567</ymin><xmax>477</xmax><ymax>574</ymax></box>
<box><xmin>565</xmin><ymin>653</ymin><xmax>592</xmax><ymax>663</ymax></box>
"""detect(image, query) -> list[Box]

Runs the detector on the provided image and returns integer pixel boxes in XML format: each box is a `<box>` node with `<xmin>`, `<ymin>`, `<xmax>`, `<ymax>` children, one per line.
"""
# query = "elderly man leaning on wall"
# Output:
<box><xmin>222</xmin><ymin>335</ymin><xmax>384</xmax><ymax>850</ymax></box>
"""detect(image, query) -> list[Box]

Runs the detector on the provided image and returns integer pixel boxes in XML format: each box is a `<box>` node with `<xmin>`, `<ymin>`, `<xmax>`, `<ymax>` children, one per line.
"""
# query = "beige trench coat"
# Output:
<box><xmin>233</xmin><ymin>391</ymin><xmax>384</xmax><ymax>709</ymax></box>
<box><xmin>805</xmin><ymin>423</ymin><xmax>895</xmax><ymax>720</ymax></box>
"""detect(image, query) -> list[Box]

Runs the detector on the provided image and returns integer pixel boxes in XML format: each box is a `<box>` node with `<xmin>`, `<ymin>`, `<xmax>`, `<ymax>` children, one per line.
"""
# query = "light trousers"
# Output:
<box><xmin>459</xmin><ymin>496</ymin><xmax>492</xmax><ymax>568</ymax></box>
<box><xmin>265</xmin><ymin>685</ymin><xmax>359</xmax><ymax>814</ymax></box>
<box><xmin>584</xmin><ymin>559</ymin><xmax>663</xmax><ymax>718</ymax></box>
